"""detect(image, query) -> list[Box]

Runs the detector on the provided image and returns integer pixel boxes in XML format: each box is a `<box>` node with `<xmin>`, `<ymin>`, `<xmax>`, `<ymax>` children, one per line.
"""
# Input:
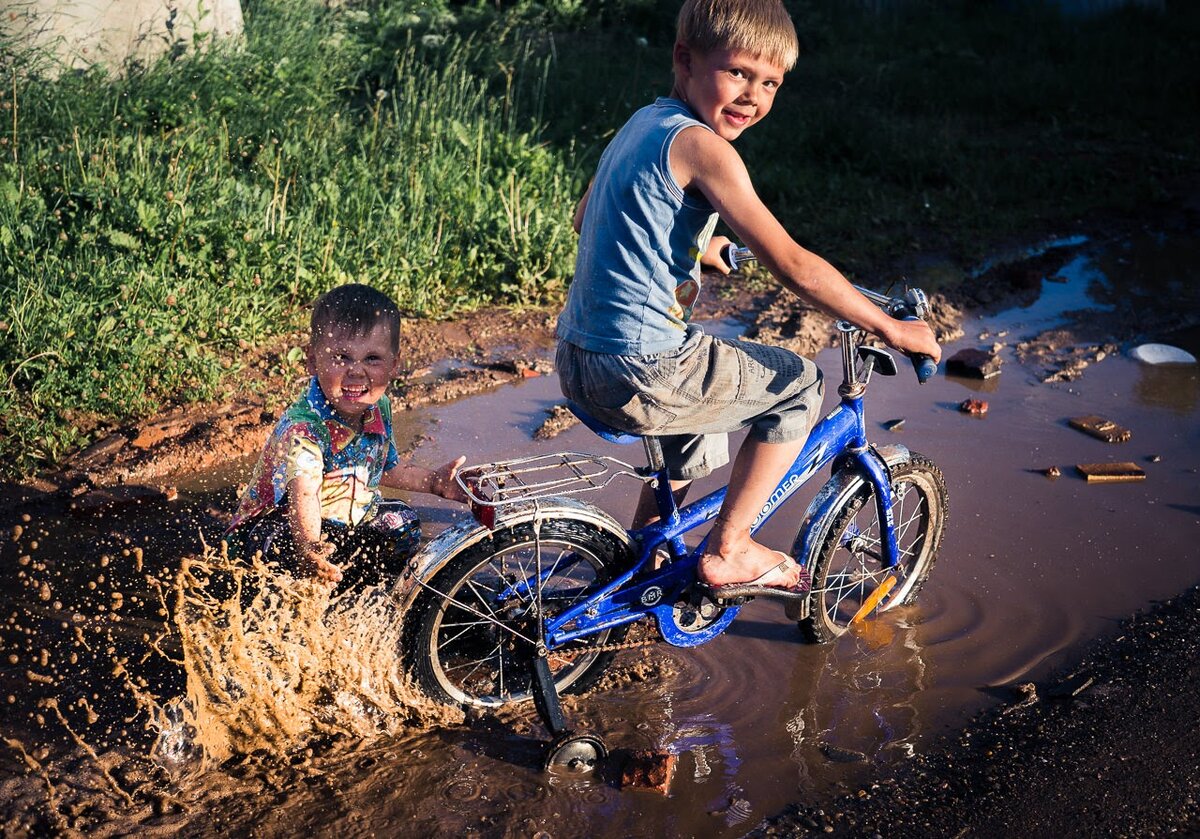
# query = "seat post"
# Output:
<box><xmin>642</xmin><ymin>436</ymin><xmax>666</xmax><ymax>474</ymax></box>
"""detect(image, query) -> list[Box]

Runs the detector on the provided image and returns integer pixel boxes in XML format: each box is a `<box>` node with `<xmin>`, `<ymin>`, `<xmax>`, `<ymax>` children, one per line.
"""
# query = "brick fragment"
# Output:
<box><xmin>1068</xmin><ymin>415</ymin><xmax>1131</xmax><ymax>443</ymax></box>
<box><xmin>619</xmin><ymin>749</ymin><xmax>676</xmax><ymax>794</ymax></box>
<box><xmin>959</xmin><ymin>398</ymin><xmax>988</xmax><ymax>416</ymax></box>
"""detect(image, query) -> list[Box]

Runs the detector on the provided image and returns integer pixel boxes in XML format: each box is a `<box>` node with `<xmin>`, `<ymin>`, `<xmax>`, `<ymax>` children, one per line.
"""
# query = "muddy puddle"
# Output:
<box><xmin>1</xmin><ymin>231</ymin><xmax>1197</xmax><ymax>837</ymax></box>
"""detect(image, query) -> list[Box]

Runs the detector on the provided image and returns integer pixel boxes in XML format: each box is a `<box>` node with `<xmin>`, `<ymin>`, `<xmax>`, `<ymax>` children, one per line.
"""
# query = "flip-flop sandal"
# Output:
<box><xmin>704</xmin><ymin>552</ymin><xmax>811</xmax><ymax>603</ymax></box>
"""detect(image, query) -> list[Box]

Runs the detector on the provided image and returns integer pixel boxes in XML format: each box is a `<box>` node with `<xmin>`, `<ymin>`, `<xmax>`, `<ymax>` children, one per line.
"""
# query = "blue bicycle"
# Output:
<box><xmin>395</xmin><ymin>273</ymin><xmax>948</xmax><ymax>771</ymax></box>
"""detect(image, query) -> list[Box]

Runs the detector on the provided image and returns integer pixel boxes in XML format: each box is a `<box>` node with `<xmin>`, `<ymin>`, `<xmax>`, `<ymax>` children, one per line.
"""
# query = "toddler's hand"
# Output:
<box><xmin>431</xmin><ymin>455</ymin><xmax>470</xmax><ymax>503</ymax></box>
<box><xmin>298</xmin><ymin>538</ymin><xmax>341</xmax><ymax>585</ymax></box>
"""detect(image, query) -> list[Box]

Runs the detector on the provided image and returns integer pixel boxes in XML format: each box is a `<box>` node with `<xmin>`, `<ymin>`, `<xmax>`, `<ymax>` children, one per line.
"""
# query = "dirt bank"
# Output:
<box><xmin>750</xmin><ymin>581</ymin><xmax>1200</xmax><ymax>838</ymax></box>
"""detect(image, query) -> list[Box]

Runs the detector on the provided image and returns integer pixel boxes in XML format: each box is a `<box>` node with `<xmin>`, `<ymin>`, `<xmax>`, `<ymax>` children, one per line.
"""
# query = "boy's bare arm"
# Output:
<box><xmin>380</xmin><ymin>456</ymin><xmax>469</xmax><ymax>502</ymax></box>
<box><xmin>285</xmin><ymin>474</ymin><xmax>341</xmax><ymax>583</ymax></box>
<box><xmin>573</xmin><ymin>181</ymin><xmax>594</xmax><ymax>234</ymax></box>
<box><xmin>671</xmin><ymin>128</ymin><xmax>940</xmax><ymax>361</ymax></box>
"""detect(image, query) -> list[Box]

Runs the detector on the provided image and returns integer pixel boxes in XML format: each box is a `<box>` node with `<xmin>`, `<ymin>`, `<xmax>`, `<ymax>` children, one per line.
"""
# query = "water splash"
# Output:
<box><xmin>156</xmin><ymin>541</ymin><xmax>459</xmax><ymax>767</ymax></box>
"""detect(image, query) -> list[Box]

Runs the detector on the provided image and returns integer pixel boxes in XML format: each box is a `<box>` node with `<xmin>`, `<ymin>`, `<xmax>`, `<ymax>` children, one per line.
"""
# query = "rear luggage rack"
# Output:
<box><xmin>456</xmin><ymin>452</ymin><xmax>643</xmax><ymax>508</ymax></box>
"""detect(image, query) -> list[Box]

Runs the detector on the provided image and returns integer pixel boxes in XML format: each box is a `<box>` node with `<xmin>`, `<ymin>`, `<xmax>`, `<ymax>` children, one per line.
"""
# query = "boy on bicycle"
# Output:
<box><xmin>556</xmin><ymin>0</ymin><xmax>940</xmax><ymax>599</ymax></box>
<box><xmin>226</xmin><ymin>283</ymin><xmax>468</xmax><ymax>589</ymax></box>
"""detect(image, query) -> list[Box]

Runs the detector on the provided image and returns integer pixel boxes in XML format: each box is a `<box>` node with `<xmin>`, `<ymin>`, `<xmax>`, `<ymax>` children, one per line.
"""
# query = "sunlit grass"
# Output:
<box><xmin>1</xmin><ymin>0</ymin><xmax>1197</xmax><ymax>476</ymax></box>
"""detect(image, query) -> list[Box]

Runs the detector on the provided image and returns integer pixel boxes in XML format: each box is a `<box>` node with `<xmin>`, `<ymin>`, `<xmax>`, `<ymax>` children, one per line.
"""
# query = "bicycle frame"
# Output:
<box><xmin>542</xmin><ymin>321</ymin><xmax>905</xmax><ymax>651</ymax></box>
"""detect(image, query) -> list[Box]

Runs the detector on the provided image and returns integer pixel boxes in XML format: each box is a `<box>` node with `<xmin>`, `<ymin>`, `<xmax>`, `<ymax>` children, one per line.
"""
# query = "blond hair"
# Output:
<box><xmin>676</xmin><ymin>0</ymin><xmax>799</xmax><ymax>70</ymax></box>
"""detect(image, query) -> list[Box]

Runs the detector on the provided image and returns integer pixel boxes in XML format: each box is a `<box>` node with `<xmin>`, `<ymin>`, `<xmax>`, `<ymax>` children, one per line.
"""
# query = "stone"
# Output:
<box><xmin>1129</xmin><ymin>343</ymin><xmax>1197</xmax><ymax>365</ymax></box>
<box><xmin>9</xmin><ymin>0</ymin><xmax>244</xmax><ymax>77</ymax></box>
<box><xmin>946</xmin><ymin>347</ymin><xmax>1003</xmax><ymax>379</ymax></box>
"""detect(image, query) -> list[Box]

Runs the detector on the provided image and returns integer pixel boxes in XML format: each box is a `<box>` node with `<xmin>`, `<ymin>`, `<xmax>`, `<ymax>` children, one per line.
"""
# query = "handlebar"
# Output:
<box><xmin>720</xmin><ymin>243</ymin><xmax>937</xmax><ymax>384</ymax></box>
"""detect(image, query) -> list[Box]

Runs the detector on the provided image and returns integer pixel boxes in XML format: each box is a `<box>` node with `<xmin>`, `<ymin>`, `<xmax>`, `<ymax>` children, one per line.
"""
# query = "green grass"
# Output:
<box><xmin>1</xmin><ymin>0</ymin><xmax>1198</xmax><ymax>477</ymax></box>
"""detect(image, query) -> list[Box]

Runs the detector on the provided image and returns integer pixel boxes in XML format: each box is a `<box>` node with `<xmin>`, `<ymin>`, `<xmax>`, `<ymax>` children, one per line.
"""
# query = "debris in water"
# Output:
<box><xmin>819</xmin><ymin>742</ymin><xmax>869</xmax><ymax>763</ymax></box>
<box><xmin>959</xmin><ymin>398</ymin><xmax>988</xmax><ymax>417</ymax></box>
<box><xmin>1075</xmin><ymin>462</ymin><xmax>1146</xmax><ymax>483</ymax></box>
<box><xmin>1128</xmin><ymin>343</ymin><xmax>1197</xmax><ymax>365</ymax></box>
<box><xmin>1068</xmin><ymin>415</ymin><xmax>1131</xmax><ymax>443</ymax></box>
<box><xmin>1042</xmin><ymin>466</ymin><xmax>1062</xmax><ymax>479</ymax></box>
<box><xmin>533</xmin><ymin>404</ymin><xmax>580</xmax><ymax>440</ymax></box>
<box><xmin>946</xmin><ymin>347</ymin><xmax>1003</xmax><ymax>379</ymax></box>
<box><xmin>1002</xmin><ymin>682</ymin><xmax>1039</xmax><ymax>714</ymax></box>
<box><xmin>882</xmin><ymin>418</ymin><xmax>906</xmax><ymax>432</ymax></box>
<box><xmin>619</xmin><ymin>749</ymin><xmax>676</xmax><ymax>794</ymax></box>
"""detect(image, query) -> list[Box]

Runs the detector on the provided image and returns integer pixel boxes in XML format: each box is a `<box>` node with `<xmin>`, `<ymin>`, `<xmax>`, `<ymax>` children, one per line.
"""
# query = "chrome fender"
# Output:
<box><xmin>792</xmin><ymin>443</ymin><xmax>912</xmax><ymax>576</ymax></box>
<box><xmin>391</xmin><ymin>496</ymin><xmax>634</xmax><ymax>615</ymax></box>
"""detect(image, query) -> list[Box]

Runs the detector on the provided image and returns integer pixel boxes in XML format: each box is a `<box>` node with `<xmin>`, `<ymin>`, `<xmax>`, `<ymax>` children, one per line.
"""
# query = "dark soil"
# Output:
<box><xmin>749</xmin><ymin>583</ymin><xmax>1200</xmax><ymax>839</ymax></box>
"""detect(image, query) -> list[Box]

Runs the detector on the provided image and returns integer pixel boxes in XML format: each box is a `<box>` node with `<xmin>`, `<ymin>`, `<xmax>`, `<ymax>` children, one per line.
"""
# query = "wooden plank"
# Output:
<box><xmin>1075</xmin><ymin>462</ymin><xmax>1146</xmax><ymax>482</ymax></box>
<box><xmin>1069</xmin><ymin>415</ymin><xmax>1132</xmax><ymax>443</ymax></box>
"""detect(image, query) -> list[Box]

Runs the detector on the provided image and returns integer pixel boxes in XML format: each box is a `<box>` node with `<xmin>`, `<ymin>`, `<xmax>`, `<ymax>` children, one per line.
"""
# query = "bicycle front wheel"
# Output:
<box><xmin>403</xmin><ymin>518</ymin><xmax>631</xmax><ymax>708</ymax></box>
<box><xmin>797</xmin><ymin>453</ymin><xmax>948</xmax><ymax>643</ymax></box>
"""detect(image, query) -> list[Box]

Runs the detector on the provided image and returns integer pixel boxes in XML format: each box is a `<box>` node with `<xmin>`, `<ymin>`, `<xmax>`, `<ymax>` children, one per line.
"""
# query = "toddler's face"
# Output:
<box><xmin>307</xmin><ymin>322</ymin><xmax>399</xmax><ymax>424</ymax></box>
<box><xmin>675</xmin><ymin>47</ymin><xmax>785</xmax><ymax>141</ymax></box>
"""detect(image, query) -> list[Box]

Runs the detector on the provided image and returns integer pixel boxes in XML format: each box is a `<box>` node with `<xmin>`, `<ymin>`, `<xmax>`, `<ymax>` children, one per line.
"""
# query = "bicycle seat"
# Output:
<box><xmin>566</xmin><ymin>403</ymin><xmax>643</xmax><ymax>445</ymax></box>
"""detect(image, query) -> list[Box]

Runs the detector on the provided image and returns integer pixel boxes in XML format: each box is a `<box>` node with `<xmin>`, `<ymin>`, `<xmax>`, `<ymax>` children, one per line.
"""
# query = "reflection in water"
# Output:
<box><xmin>785</xmin><ymin>614</ymin><xmax>929</xmax><ymax>791</ymax></box>
<box><xmin>1132</xmin><ymin>362</ymin><xmax>1199</xmax><ymax>414</ymax></box>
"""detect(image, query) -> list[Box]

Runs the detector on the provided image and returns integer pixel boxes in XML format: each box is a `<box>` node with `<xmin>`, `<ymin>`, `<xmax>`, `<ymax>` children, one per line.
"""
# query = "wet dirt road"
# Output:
<box><xmin>0</xmin><ymin>231</ymin><xmax>1197</xmax><ymax>837</ymax></box>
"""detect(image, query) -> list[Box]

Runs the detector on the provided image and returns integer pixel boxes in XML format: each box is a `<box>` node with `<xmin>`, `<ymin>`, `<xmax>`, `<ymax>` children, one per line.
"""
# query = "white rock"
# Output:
<box><xmin>1129</xmin><ymin>343</ymin><xmax>1197</xmax><ymax>365</ymax></box>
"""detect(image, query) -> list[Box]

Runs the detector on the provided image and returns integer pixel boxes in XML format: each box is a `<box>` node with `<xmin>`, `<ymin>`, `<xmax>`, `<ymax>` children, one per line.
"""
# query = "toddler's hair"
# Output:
<box><xmin>676</xmin><ymin>0</ymin><xmax>798</xmax><ymax>70</ymax></box>
<box><xmin>311</xmin><ymin>283</ymin><xmax>401</xmax><ymax>351</ymax></box>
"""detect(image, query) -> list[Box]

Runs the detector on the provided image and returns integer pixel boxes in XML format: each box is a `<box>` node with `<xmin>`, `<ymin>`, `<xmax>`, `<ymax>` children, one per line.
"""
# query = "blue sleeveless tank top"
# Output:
<box><xmin>557</xmin><ymin>98</ymin><xmax>718</xmax><ymax>356</ymax></box>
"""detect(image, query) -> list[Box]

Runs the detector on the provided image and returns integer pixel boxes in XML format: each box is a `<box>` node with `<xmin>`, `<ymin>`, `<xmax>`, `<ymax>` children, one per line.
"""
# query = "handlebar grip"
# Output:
<box><xmin>721</xmin><ymin>243</ymin><xmax>739</xmax><ymax>271</ymax></box>
<box><xmin>910</xmin><ymin>353</ymin><xmax>937</xmax><ymax>384</ymax></box>
<box><xmin>900</xmin><ymin>315</ymin><xmax>937</xmax><ymax>384</ymax></box>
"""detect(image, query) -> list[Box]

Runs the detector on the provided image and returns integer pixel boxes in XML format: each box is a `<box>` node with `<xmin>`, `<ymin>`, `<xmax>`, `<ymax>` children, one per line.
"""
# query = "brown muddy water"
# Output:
<box><xmin>1</xmin><ymin>232</ymin><xmax>1198</xmax><ymax>837</ymax></box>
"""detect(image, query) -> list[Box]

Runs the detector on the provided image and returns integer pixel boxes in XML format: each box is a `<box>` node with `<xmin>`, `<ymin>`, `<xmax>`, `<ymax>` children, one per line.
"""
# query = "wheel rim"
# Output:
<box><xmin>544</xmin><ymin>733</ymin><xmax>608</xmax><ymax>774</ymax></box>
<box><xmin>428</xmin><ymin>536</ymin><xmax>614</xmax><ymax>706</ymax></box>
<box><xmin>817</xmin><ymin>469</ymin><xmax>941</xmax><ymax>635</ymax></box>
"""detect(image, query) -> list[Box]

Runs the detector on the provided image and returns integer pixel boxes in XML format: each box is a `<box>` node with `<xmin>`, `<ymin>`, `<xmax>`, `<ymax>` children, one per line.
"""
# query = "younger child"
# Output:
<box><xmin>556</xmin><ymin>0</ymin><xmax>941</xmax><ymax>600</ymax></box>
<box><xmin>226</xmin><ymin>283</ymin><xmax>468</xmax><ymax>589</ymax></box>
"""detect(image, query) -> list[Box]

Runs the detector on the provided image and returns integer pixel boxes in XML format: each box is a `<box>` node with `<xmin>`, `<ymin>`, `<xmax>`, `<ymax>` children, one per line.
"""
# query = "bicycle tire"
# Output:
<box><xmin>796</xmin><ymin>453</ymin><xmax>948</xmax><ymax>643</ymax></box>
<box><xmin>403</xmin><ymin>517</ymin><xmax>631</xmax><ymax>708</ymax></box>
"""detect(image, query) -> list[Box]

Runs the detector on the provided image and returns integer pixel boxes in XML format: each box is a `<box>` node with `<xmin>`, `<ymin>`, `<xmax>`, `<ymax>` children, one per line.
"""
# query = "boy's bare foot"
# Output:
<box><xmin>697</xmin><ymin>539</ymin><xmax>806</xmax><ymax>592</ymax></box>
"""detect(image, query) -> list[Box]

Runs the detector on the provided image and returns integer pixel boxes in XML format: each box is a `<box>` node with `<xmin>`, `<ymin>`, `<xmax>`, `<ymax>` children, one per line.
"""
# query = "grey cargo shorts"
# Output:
<box><xmin>556</xmin><ymin>328</ymin><xmax>823</xmax><ymax>480</ymax></box>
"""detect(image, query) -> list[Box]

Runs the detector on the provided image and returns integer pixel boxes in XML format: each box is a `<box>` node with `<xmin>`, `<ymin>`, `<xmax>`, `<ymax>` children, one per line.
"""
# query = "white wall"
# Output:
<box><xmin>4</xmin><ymin>0</ymin><xmax>244</xmax><ymax>75</ymax></box>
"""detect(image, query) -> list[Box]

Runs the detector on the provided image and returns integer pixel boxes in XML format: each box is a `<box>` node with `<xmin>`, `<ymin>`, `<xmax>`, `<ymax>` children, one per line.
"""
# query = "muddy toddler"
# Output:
<box><xmin>225</xmin><ymin>283</ymin><xmax>468</xmax><ymax>589</ymax></box>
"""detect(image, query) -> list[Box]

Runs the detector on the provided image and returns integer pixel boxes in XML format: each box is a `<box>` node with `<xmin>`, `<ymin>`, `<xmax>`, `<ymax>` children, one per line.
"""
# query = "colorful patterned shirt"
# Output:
<box><xmin>227</xmin><ymin>377</ymin><xmax>400</xmax><ymax>531</ymax></box>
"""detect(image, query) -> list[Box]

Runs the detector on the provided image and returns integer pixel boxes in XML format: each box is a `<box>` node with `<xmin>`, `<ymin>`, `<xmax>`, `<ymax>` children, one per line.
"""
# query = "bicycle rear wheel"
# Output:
<box><xmin>797</xmin><ymin>453</ymin><xmax>948</xmax><ymax>643</ymax></box>
<box><xmin>403</xmin><ymin>518</ymin><xmax>630</xmax><ymax>708</ymax></box>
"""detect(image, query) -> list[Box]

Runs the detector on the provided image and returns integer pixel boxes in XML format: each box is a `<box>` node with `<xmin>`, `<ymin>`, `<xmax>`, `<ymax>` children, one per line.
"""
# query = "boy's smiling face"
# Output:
<box><xmin>672</xmin><ymin>45</ymin><xmax>785</xmax><ymax>141</ymax></box>
<box><xmin>306</xmin><ymin>322</ymin><xmax>400</xmax><ymax>425</ymax></box>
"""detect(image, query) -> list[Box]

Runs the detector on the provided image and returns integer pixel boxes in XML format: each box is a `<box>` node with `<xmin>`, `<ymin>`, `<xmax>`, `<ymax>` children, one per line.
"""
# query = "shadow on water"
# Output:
<box><xmin>1</xmin><ymin>229</ymin><xmax>1198</xmax><ymax>836</ymax></box>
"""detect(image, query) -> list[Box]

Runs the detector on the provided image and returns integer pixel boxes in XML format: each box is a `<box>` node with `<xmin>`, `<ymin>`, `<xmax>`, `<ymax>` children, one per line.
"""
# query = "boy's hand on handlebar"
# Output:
<box><xmin>883</xmin><ymin>318</ymin><xmax>942</xmax><ymax>365</ymax></box>
<box><xmin>701</xmin><ymin>235</ymin><xmax>735</xmax><ymax>275</ymax></box>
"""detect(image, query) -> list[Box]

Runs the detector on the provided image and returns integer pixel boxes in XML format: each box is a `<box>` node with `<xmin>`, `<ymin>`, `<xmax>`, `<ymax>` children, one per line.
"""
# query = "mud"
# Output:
<box><xmin>1</xmin><ymin>194</ymin><xmax>1199</xmax><ymax>837</ymax></box>
<box><xmin>751</xmin><ymin>582</ymin><xmax>1200</xmax><ymax>838</ymax></box>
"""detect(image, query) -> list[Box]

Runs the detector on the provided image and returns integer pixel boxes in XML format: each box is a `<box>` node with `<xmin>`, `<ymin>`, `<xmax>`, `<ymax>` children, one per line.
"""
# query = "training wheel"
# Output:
<box><xmin>543</xmin><ymin>732</ymin><xmax>608</xmax><ymax>775</ymax></box>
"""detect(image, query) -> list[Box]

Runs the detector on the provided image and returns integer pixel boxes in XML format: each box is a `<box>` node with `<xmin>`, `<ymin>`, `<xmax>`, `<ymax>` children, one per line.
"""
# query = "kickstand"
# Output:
<box><xmin>530</xmin><ymin>652</ymin><xmax>568</xmax><ymax>737</ymax></box>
